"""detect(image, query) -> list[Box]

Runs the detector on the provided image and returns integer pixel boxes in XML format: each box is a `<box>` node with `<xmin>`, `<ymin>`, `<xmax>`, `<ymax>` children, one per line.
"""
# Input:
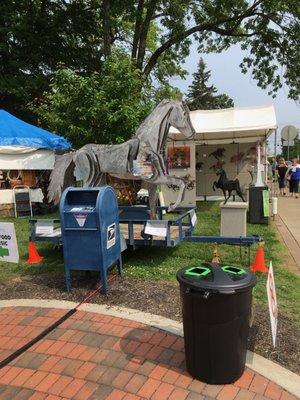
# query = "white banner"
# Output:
<box><xmin>0</xmin><ymin>222</ymin><xmax>19</xmax><ymax>263</ymax></box>
<box><xmin>0</xmin><ymin>149</ymin><xmax>55</xmax><ymax>170</ymax></box>
<box><xmin>266</xmin><ymin>261</ymin><xmax>278</xmax><ymax>347</ymax></box>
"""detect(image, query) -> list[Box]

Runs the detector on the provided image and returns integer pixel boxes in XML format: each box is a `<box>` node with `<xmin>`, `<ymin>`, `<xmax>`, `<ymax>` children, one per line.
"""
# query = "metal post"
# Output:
<box><xmin>274</xmin><ymin>129</ymin><xmax>277</xmax><ymax>197</ymax></box>
<box><xmin>297</xmin><ymin>128</ymin><xmax>300</xmax><ymax>159</ymax></box>
<box><xmin>287</xmin><ymin>128</ymin><xmax>290</xmax><ymax>161</ymax></box>
<box><xmin>264</xmin><ymin>141</ymin><xmax>268</xmax><ymax>184</ymax></box>
<box><xmin>272</xmin><ymin>129</ymin><xmax>278</xmax><ymax>218</ymax></box>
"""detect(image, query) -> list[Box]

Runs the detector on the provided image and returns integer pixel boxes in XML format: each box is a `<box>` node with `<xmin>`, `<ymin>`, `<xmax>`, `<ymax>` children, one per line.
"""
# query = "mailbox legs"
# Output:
<box><xmin>100</xmin><ymin>269</ymin><xmax>108</xmax><ymax>294</ymax></box>
<box><xmin>117</xmin><ymin>258</ymin><xmax>123</xmax><ymax>276</ymax></box>
<box><xmin>64</xmin><ymin>260</ymin><xmax>123</xmax><ymax>295</ymax></box>
<box><xmin>65</xmin><ymin>270</ymin><xmax>71</xmax><ymax>292</ymax></box>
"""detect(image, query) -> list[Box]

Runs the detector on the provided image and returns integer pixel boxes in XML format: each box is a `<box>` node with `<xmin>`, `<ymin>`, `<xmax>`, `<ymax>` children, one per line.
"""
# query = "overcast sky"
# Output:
<box><xmin>171</xmin><ymin>43</ymin><xmax>300</xmax><ymax>153</ymax></box>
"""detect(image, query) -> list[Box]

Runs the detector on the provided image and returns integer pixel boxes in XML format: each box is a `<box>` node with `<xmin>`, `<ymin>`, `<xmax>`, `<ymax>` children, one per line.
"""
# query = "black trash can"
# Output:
<box><xmin>248</xmin><ymin>186</ymin><xmax>269</xmax><ymax>224</ymax></box>
<box><xmin>177</xmin><ymin>263</ymin><xmax>256</xmax><ymax>384</ymax></box>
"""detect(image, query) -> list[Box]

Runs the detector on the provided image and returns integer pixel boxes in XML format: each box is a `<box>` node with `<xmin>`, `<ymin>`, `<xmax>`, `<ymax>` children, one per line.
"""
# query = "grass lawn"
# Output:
<box><xmin>0</xmin><ymin>201</ymin><xmax>299</xmax><ymax>326</ymax></box>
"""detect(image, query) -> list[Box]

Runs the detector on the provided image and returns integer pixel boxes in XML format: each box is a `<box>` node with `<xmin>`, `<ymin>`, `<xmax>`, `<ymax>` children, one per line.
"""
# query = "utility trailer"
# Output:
<box><xmin>29</xmin><ymin>205</ymin><xmax>261</xmax><ymax>264</ymax></box>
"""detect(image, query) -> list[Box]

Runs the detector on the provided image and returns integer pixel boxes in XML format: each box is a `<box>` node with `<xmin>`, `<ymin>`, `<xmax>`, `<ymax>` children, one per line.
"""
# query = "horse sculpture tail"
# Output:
<box><xmin>48</xmin><ymin>152</ymin><xmax>75</xmax><ymax>204</ymax></box>
<box><xmin>235</xmin><ymin>178</ymin><xmax>246</xmax><ymax>202</ymax></box>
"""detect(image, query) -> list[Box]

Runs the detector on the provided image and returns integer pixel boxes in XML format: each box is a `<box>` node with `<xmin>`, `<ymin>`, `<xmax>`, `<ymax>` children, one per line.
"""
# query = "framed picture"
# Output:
<box><xmin>167</xmin><ymin>146</ymin><xmax>191</xmax><ymax>169</ymax></box>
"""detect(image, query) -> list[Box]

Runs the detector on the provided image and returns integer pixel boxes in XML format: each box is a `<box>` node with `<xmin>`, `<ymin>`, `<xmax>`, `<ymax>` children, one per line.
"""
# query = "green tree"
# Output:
<box><xmin>0</xmin><ymin>0</ymin><xmax>106</xmax><ymax>119</ymax></box>
<box><xmin>186</xmin><ymin>58</ymin><xmax>234</xmax><ymax>110</ymax></box>
<box><xmin>1</xmin><ymin>0</ymin><xmax>299</xmax><ymax>126</ymax></box>
<box><xmin>131</xmin><ymin>0</ymin><xmax>300</xmax><ymax>101</ymax></box>
<box><xmin>32</xmin><ymin>52</ymin><xmax>153</xmax><ymax>148</ymax></box>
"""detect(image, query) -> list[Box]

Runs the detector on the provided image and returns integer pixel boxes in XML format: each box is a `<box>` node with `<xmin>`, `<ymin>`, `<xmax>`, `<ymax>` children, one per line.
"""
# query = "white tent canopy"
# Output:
<box><xmin>0</xmin><ymin>146</ymin><xmax>55</xmax><ymax>170</ymax></box>
<box><xmin>169</xmin><ymin>104</ymin><xmax>277</xmax><ymax>144</ymax></box>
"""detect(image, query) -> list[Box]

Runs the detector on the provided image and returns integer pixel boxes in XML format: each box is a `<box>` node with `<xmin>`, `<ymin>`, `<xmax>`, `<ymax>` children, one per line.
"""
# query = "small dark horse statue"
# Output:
<box><xmin>212</xmin><ymin>168</ymin><xmax>245</xmax><ymax>204</ymax></box>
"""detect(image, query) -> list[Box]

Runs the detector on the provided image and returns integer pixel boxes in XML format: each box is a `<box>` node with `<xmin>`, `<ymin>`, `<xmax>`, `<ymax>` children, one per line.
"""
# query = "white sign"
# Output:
<box><xmin>0</xmin><ymin>222</ymin><xmax>19</xmax><ymax>263</ymax></box>
<box><xmin>145</xmin><ymin>220</ymin><xmax>168</xmax><ymax>237</ymax></box>
<box><xmin>281</xmin><ymin>125</ymin><xmax>297</xmax><ymax>141</ymax></box>
<box><xmin>283</xmin><ymin>140</ymin><xmax>294</xmax><ymax>146</ymax></box>
<box><xmin>74</xmin><ymin>213</ymin><xmax>88</xmax><ymax>227</ymax></box>
<box><xmin>266</xmin><ymin>261</ymin><xmax>278</xmax><ymax>347</ymax></box>
<box><xmin>36</xmin><ymin>221</ymin><xmax>54</xmax><ymax>235</ymax></box>
<box><xmin>190</xmin><ymin>210</ymin><xmax>197</xmax><ymax>227</ymax></box>
<box><xmin>107</xmin><ymin>223</ymin><xmax>116</xmax><ymax>249</ymax></box>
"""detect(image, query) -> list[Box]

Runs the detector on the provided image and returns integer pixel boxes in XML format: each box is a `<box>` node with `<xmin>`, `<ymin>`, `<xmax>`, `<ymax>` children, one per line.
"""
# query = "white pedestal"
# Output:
<box><xmin>220</xmin><ymin>202</ymin><xmax>248</xmax><ymax>237</ymax></box>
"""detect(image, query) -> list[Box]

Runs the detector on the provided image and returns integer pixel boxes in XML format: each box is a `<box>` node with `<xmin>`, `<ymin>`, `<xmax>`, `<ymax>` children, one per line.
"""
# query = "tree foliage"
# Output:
<box><xmin>0</xmin><ymin>0</ymin><xmax>105</xmax><ymax>119</ymax></box>
<box><xmin>32</xmin><ymin>52</ymin><xmax>153</xmax><ymax>148</ymax></box>
<box><xmin>1</xmin><ymin>0</ymin><xmax>299</xmax><ymax>137</ymax></box>
<box><xmin>186</xmin><ymin>58</ymin><xmax>234</xmax><ymax>110</ymax></box>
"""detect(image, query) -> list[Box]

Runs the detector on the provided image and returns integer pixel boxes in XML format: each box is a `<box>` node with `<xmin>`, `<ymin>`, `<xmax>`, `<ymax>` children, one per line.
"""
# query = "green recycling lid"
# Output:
<box><xmin>176</xmin><ymin>263</ymin><xmax>256</xmax><ymax>294</ymax></box>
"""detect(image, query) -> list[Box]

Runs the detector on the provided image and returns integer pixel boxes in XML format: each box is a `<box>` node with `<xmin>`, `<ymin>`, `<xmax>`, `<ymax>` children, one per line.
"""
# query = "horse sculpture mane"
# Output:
<box><xmin>48</xmin><ymin>100</ymin><xmax>195</xmax><ymax>216</ymax></box>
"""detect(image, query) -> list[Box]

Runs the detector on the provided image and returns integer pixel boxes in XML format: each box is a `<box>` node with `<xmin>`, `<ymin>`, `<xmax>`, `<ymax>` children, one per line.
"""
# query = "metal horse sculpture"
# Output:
<box><xmin>212</xmin><ymin>168</ymin><xmax>245</xmax><ymax>204</ymax></box>
<box><xmin>48</xmin><ymin>100</ymin><xmax>195</xmax><ymax>217</ymax></box>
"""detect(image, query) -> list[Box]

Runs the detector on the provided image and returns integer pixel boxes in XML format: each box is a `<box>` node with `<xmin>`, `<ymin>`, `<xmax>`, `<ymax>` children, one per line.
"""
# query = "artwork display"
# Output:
<box><xmin>209</xmin><ymin>160</ymin><xmax>226</xmax><ymax>170</ymax></box>
<box><xmin>195</xmin><ymin>142</ymin><xmax>264</xmax><ymax>197</ymax></box>
<box><xmin>212</xmin><ymin>168</ymin><xmax>245</xmax><ymax>203</ymax></box>
<box><xmin>230</xmin><ymin>152</ymin><xmax>244</xmax><ymax>163</ymax></box>
<box><xmin>196</xmin><ymin>161</ymin><xmax>204</xmax><ymax>171</ymax></box>
<box><xmin>167</xmin><ymin>146</ymin><xmax>191</xmax><ymax>169</ymax></box>
<box><xmin>167</xmin><ymin>174</ymin><xmax>195</xmax><ymax>192</ymax></box>
<box><xmin>48</xmin><ymin>100</ymin><xmax>195</xmax><ymax>217</ymax></box>
<box><xmin>209</xmin><ymin>148</ymin><xmax>226</xmax><ymax>160</ymax></box>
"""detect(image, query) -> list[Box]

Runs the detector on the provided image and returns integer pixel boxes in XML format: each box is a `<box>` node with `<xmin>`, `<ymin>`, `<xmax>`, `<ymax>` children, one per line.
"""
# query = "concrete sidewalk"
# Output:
<box><xmin>274</xmin><ymin>196</ymin><xmax>300</xmax><ymax>275</ymax></box>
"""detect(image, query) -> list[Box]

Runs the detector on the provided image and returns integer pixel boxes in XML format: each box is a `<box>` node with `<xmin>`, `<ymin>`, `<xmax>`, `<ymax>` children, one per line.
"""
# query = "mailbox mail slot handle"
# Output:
<box><xmin>64</xmin><ymin>228</ymin><xmax>98</xmax><ymax>231</ymax></box>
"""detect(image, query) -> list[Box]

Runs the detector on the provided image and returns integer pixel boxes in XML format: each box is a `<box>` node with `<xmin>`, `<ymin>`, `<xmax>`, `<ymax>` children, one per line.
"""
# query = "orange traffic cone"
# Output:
<box><xmin>250</xmin><ymin>242</ymin><xmax>268</xmax><ymax>273</ymax></box>
<box><xmin>27</xmin><ymin>242</ymin><xmax>43</xmax><ymax>264</ymax></box>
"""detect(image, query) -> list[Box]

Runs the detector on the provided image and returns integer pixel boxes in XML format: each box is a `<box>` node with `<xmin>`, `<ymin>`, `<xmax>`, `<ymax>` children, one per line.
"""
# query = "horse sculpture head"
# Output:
<box><xmin>168</xmin><ymin>100</ymin><xmax>195</xmax><ymax>139</ymax></box>
<box><xmin>215</xmin><ymin>168</ymin><xmax>225</xmax><ymax>176</ymax></box>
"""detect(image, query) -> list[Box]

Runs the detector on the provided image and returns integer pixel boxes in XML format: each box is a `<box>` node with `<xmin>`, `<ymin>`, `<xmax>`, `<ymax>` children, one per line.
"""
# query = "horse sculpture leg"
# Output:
<box><xmin>148</xmin><ymin>183</ymin><xmax>158</xmax><ymax>219</ymax></box>
<box><xmin>150</xmin><ymin>175</ymin><xmax>186</xmax><ymax>211</ymax></box>
<box><xmin>222</xmin><ymin>188</ymin><xmax>227</xmax><ymax>203</ymax></box>
<box><xmin>236</xmin><ymin>189</ymin><xmax>245</xmax><ymax>202</ymax></box>
<box><xmin>235</xmin><ymin>181</ymin><xmax>245</xmax><ymax>202</ymax></box>
<box><xmin>224</xmin><ymin>189</ymin><xmax>233</xmax><ymax>204</ymax></box>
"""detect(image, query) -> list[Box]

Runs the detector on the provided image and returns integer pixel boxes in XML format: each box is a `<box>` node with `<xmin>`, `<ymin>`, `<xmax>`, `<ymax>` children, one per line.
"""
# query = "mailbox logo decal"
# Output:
<box><xmin>107</xmin><ymin>223</ymin><xmax>116</xmax><ymax>249</ymax></box>
<box><xmin>74</xmin><ymin>213</ymin><xmax>88</xmax><ymax>227</ymax></box>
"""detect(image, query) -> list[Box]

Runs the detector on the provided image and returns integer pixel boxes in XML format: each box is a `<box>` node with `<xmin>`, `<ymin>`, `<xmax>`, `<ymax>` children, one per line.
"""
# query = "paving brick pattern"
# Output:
<box><xmin>0</xmin><ymin>307</ymin><xmax>297</xmax><ymax>400</ymax></box>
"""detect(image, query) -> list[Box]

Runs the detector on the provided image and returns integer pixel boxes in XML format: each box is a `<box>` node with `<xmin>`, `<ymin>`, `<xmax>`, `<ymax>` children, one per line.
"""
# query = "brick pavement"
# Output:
<box><xmin>0</xmin><ymin>306</ymin><xmax>297</xmax><ymax>400</ymax></box>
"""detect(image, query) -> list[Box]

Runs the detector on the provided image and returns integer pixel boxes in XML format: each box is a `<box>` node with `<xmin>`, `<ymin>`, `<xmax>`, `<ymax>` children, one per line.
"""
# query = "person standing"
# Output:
<box><xmin>286</xmin><ymin>158</ymin><xmax>300</xmax><ymax>198</ymax></box>
<box><xmin>276</xmin><ymin>158</ymin><xmax>288</xmax><ymax>195</ymax></box>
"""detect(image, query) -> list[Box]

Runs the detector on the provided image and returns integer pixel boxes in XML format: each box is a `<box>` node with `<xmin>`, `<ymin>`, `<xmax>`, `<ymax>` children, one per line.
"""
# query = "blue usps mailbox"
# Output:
<box><xmin>60</xmin><ymin>186</ymin><xmax>122</xmax><ymax>294</ymax></box>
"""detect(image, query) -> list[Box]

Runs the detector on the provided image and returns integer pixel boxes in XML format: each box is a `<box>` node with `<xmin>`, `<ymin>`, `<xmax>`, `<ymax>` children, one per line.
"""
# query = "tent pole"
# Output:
<box><xmin>274</xmin><ymin>129</ymin><xmax>277</xmax><ymax>197</ymax></box>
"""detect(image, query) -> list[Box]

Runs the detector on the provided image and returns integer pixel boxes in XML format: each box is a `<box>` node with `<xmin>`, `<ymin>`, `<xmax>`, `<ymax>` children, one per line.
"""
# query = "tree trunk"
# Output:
<box><xmin>132</xmin><ymin>0</ymin><xmax>144</xmax><ymax>60</ymax></box>
<box><xmin>102</xmin><ymin>0</ymin><xmax>111</xmax><ymax>57</ymax></box>
<box><xmin>136</xmin><ymin>0</ymin><xmax>157</xmax><ymax>70</ymax></box>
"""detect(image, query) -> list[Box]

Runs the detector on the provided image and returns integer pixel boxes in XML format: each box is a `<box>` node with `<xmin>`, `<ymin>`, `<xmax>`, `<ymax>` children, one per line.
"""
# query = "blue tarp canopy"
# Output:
<box><xmin>0</xmin><ymin>110</ymin><xmax>71</xmax><ymax>150</ymax></box>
